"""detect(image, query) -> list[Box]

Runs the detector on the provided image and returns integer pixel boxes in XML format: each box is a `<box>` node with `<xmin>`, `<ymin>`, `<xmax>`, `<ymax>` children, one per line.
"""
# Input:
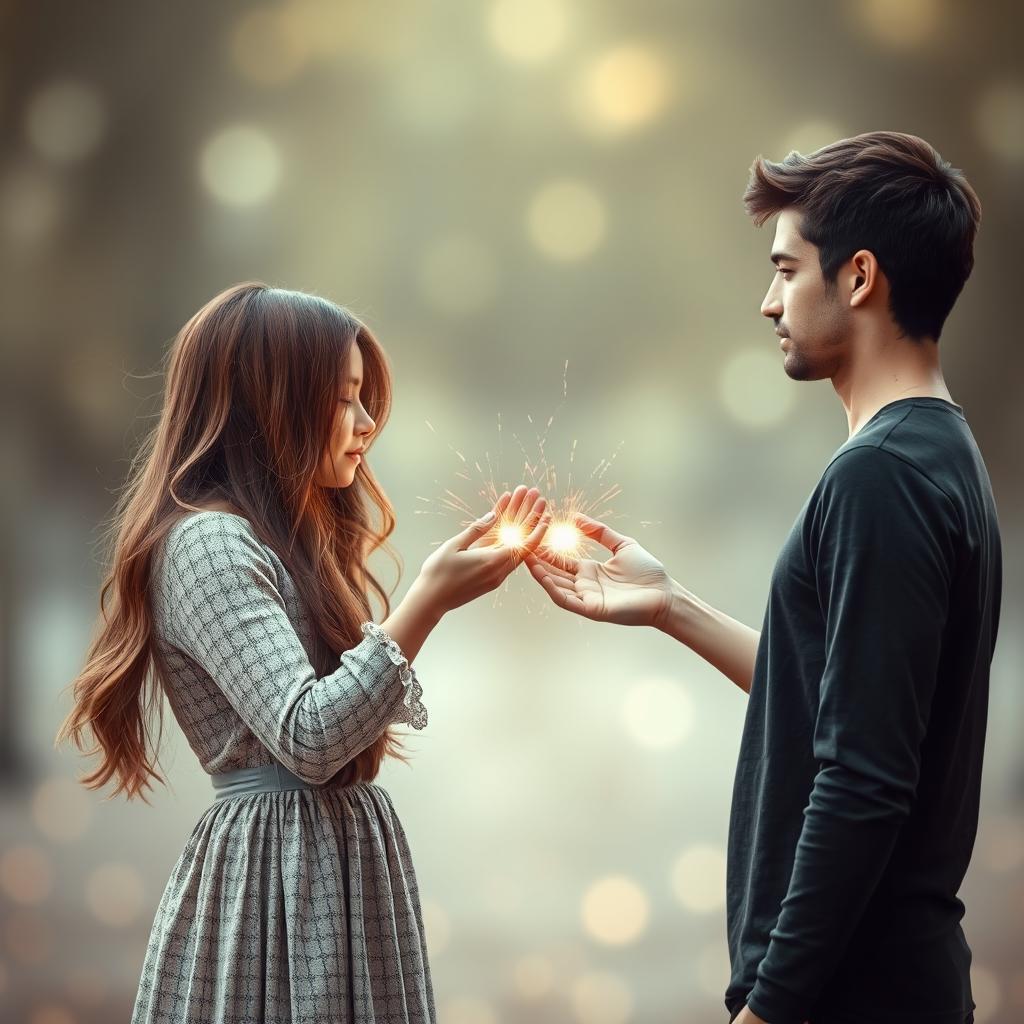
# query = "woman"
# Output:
<box><xmin>55</xmin><ymin>282</ymin><xmax>550</xmax><ymax>1023</ymax></box>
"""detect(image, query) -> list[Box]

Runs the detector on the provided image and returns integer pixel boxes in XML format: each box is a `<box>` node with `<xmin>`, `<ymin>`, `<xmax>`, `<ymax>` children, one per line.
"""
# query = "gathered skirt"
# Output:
<box><xmin>131</xmin><ymin>776</ymin><xmax>435</xmax><ymax>1024</ymax></box>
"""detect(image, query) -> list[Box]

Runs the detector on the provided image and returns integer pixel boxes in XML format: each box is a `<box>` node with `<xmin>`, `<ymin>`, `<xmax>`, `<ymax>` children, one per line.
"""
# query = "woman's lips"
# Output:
<box><xmin>346</xmin><ymin>452</ymin><xmax>361</xmax><ymax>463</ymax></box>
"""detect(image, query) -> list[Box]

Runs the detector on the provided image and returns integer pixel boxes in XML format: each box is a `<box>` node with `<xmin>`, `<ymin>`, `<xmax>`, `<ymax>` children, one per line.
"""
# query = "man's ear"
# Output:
<box><xmin>848</xmin><ymin>249</ymin><xmax>880</xmax><ymax>307</ymax></box>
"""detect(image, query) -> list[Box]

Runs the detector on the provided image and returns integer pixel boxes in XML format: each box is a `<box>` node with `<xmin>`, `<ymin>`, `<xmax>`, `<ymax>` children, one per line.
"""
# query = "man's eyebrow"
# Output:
<box><xmin>770</xmin><ymin>251</ymin><xmax>800</xmax><ymax>265</ymax></box>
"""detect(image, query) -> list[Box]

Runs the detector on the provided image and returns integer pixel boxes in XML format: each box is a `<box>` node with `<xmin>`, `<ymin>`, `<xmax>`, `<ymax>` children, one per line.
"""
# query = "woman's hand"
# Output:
<box><xmin>415</xmin><ymin>485</ymin><xmax>550</xmax><ymax>615</ymax></box>
<box><xmin>524</xmin><ymin>512</ymin><xmax>672</xmax><ymax>627</ymax></box>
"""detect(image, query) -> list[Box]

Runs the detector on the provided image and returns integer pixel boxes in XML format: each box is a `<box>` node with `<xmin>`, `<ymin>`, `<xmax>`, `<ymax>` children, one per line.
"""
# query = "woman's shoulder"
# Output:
<box><xmin>160</xmin><ymin>508</ymin><xmax>270</xmax><ymax>582</ymax></box>
<box><xmin>168</xmin><ymin>507</ymin><xmax>256</xmax><ymax>542</ymax></box>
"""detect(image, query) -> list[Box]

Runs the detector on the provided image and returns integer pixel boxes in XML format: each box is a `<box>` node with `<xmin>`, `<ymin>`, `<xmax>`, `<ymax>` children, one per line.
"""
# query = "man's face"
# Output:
<box><xmin>760</xmin><ymin>208</ymin><xmax>852</xmax><ymax>381</ymax></box>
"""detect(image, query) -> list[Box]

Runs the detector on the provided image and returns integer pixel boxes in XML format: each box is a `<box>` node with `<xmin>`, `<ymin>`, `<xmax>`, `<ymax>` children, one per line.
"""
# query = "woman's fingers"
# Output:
<box><xmin>491</xmin><ymin>490</ymin><xmax>512</xmax><ymax>517</ymax></box>
<box><xmin>505</xmin><ymin>484</ymin><xmax>535</xmax><ymax>523</ymax></box>
<box><xmin>495</xmin><ymin>497</ymin><xmax>549</xmax><ymax>568</ymax></box>
<box><xmin>465</xmin><ymin>491</ymin><xmax>513</xmax><ymax>549</ymax></box>
<box><xmin>516</xmin><ymin>502</ymin><xmax>551</xmax><ymax>559</ymax></box>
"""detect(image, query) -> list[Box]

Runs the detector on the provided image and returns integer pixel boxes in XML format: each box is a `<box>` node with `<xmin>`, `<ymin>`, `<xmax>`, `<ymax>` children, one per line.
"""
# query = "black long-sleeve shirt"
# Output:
<box><xmin>725</xmin><ymin>397</ymin><xmax>1002</xmax><ymax>1024</ymax></box>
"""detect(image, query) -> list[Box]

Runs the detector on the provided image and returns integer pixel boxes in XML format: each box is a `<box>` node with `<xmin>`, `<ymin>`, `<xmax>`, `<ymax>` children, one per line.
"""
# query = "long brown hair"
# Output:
<box><xmin>55</xmin><ymin>281</ymin><xmax>406</xmax><ymax>802</ymax></box>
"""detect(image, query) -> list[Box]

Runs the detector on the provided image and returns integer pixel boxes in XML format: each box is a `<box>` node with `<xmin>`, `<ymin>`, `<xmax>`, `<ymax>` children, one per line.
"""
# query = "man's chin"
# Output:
<box><xmin>781</xmin><ymin>355</ymin><xmax>815</xmax><ymax>382</ymax></box>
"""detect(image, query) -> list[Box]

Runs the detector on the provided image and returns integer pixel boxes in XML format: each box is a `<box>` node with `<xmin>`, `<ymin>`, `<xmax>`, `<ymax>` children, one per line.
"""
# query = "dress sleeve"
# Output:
<box><xmin>157</xmin><ymin>512</ymin><xmax>428</xmax><ymax>785</ymax></box>
<box><xmin>745</xmin><ymin>446</ymin><xmax>958</xmax><ymax>1024</ymax></box>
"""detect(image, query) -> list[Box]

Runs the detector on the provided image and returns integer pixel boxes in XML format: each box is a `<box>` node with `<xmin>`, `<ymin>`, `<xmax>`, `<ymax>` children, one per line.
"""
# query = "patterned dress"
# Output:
<box><xmin>131</xmin><ymin>510</ymin><xmax>435</xmax><ymax>1024</ymax></box>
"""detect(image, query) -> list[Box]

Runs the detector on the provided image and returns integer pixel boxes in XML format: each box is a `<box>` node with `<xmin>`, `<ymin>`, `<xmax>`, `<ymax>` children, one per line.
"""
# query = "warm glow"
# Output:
<box><xmin>572</xmin><ymin>45</ymin><xmax>671</xmax><ymax>134</ymax></box>
<box><xmin>498</xmin><ymin>522</ymin><xmax>527</xmax><ymax>548</ymax></box>
<box><xmin>545</xmin><ymin>521</ymin><xmax>580</xmax><ymax>553</ymax></box>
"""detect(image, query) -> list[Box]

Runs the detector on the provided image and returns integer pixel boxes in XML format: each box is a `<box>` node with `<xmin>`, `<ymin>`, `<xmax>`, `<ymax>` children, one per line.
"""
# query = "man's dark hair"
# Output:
<box><xmin>743</xmin><ymin>131</ymin><xmax>981</xmax><ymax>342</ymax></box>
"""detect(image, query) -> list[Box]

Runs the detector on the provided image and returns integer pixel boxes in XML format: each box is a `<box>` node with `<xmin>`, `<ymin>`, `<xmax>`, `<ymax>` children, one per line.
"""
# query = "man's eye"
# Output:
<box><xmin>777</xmin><ymin>268</ymin><xmax>794</xmax><ymax>277</ymax></box>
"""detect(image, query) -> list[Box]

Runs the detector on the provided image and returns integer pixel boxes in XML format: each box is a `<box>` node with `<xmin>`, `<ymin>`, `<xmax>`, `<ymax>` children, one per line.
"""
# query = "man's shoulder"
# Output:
<box><xmin>813</xmin><ymin>443</ymin><xmax>958</xmax><ymax>529</ymax></box>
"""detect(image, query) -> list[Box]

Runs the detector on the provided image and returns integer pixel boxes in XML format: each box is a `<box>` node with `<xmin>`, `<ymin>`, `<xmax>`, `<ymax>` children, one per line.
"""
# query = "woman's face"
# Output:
<box><xmin>315</xmin><ymin>342</ymin><xmax>377</xmax><ymax>489</ymax></box>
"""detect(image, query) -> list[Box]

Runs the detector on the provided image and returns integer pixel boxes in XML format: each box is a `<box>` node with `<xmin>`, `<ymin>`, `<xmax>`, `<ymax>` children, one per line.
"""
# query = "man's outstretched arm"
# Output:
<box><xmin>655</xmin><ymin>579</ymin><xmax>761</xmax><ymax>695</ymax></box>
<box><xmin>524</xmin><ymin>512</ymin><xmax>761</xmax><ymax>695</ymax></box>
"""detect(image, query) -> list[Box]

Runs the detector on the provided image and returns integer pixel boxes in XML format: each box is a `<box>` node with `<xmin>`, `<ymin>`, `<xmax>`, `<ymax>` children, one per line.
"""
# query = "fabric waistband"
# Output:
<box><xmin>211</xmin><ymin>762</ymin><xmax>318</xmax><ymax>800</ymax></box>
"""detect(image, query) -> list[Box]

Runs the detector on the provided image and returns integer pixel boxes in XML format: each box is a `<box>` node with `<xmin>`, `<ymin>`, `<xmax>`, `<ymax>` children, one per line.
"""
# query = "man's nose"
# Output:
<box><xmin>761</xmin><ymin>282</ymin><xmax>782</xmax><ymax>320</ymax></box>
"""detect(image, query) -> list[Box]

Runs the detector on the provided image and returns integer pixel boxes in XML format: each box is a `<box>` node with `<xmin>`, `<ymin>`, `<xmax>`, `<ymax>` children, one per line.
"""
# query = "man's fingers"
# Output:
<box><xmin>530</xmin><ymin>560</ymin><xmax>589</xmax><ymax>615</ymax></box>
<box><xmin>574</xmin><ymin>512</ymin><xmax>632</xmax><ymax>554</ymax></box>
<box><xmin>526</xmin><ymin>552</ymin><xmax>574</xmax><ymax>583</ymax></box>
<box><xmin>536</xmin><ymin>545</ymin><xmax>581</xmax><ymax>574</ymax></box>
<box><xmin>526</xmin><ymin>554</ymin><xmax>579</xmax><ymax>599</ymax></box>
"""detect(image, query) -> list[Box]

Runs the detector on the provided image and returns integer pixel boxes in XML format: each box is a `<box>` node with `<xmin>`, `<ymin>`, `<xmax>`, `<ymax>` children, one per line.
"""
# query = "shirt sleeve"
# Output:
<box><xmin>745</xmin><ymin>446</ymin><xmax>958</xmax><ymax>1024</ymax></box>
<box><xmin>157</xmin><ymin>512</ymin><xmax>423</xmax><ymax>785</ymax></box>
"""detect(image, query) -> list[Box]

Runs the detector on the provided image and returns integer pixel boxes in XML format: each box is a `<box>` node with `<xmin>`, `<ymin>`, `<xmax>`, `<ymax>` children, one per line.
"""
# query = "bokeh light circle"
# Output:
<box><xmin>421</xmin><ymin>898</ymin><xmax>452</xmax><ymax>956</ymax></box>
<box><xmin>32</xmin><ymin>776</ymin><xmax>93</xmax><ymax>842</ymax></box>
<box><xmin>527</xmin><ymin>180</ymin><xmax>607</xmax><ymax>261</ymax></box>
<box><xmin>441</xmin><ymin>995</ymin><xmax>499</xmax><ymax>1024</ymax></box>
<box><xmin>0</xmin><ymin>844</ymin><xmax>54</xmax><ymax>905</ymax></box>
<box><xmin>622</xmin><ymin>677</ymin><xmax>694</xmax><ymax>750</ymax></box>
<box><xmin>572</xmin><ymin>46</ymin><xmax>670</xmax><ymax>134</ymax></box>
<box><xmin>85</xmin><ymin>862</ymin><xmax>145</xmax><ymax>926</ymax></box>
<box><xmin>25</xmin><ymin>79</ymin><xmax>106</xmax><ymax>163</ymax></box>
<box><xmin>230</xmin><ymin>8</ymin><xmax>309</xmax><ymax>84</ymax></box>
<box><xmin>570</xmin><ymin>970</ymin><xmax>633</xmax><ymax>1024</ymax></box>
<box><xmin>719</xmin><ymin>347</ymin><xmax>796</xmax><ymax>428</ymax></box>
<box><xmin>511</xmin><ymin>953</ymin><xmax>555</xmax><ymax>999</ymax></box>
<box><xmin>581</xmin><ymin>875</ymin><xmax>649</xmax><ymax>945</ymax></box>
<box><xmin>975</xmin><ymin>81</ymin><xmax>1024</xmax><ymax>163</ymax></box>
<box><xmin>847</xmin><ymin>0</ymin><xmax>943</xmax><ymax>50</ymax></box>
<box><xmin>200</xmin><ymin>125</ymin><xmax>282</xmax><ymax>206</ymax></box>
<box><xmin>670</xmin><ymin>844</ymin><xmax>727</xmax><ymax>913</ymax></box>
<box><xmin>972</xmin><ymin>964</ymin><xmax>1002</xmax><ymax>1023</ymax></box>
<box><xmin>489</xmin><ymin>0</ymin><xmax>569</xmax><ymax>62</ymax></box>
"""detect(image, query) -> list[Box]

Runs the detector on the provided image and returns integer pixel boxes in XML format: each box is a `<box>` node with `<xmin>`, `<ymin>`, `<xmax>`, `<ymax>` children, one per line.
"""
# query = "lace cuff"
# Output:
<box><xmin>360</xmin><ymin>621</ymin><xmax>428</xmax><ymax>730</ymax></box>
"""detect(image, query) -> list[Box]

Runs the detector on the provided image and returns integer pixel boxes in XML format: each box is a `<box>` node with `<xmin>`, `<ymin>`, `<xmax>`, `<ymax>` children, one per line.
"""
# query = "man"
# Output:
<box><xmin>525</xmin><ymin>131</ymin><xmax>1001</xmax><ymax>1024</ymax></box>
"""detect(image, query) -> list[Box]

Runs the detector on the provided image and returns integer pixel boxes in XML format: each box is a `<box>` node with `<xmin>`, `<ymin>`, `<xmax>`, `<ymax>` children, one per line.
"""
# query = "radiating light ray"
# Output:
<box><xmin>416</xmin><ymin>361</ymin><xmax>633</xmax><ymax>610</ymax></box>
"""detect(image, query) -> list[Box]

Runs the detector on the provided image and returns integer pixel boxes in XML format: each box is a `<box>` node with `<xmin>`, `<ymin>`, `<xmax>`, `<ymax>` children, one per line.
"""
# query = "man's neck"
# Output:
<box><xmin>834</xmin><ymin>331</ymin><xmax>954</xmax><ymax>438</ymax></box>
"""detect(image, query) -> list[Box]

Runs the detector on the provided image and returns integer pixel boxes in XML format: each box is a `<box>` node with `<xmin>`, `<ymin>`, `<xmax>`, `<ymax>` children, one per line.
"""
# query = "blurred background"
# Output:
<box><xmin>1</xmin><ymin>0</ymin><xmax>1022</xmax><ymax>1021</ymax></box>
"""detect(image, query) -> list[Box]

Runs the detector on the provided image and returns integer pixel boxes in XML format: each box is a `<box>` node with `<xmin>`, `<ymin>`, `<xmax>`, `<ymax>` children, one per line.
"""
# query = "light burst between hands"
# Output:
<box><xmin>414</xmin><ymin>360</ymin><xmax>639</xmax><ymax>606</ymax></box>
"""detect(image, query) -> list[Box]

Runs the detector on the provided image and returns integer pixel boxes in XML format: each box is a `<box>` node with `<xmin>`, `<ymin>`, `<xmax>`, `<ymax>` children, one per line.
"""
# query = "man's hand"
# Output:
<box><xmin>734</xmin><ymin>1005</ymin><xmax>809</xmax><ymax>1024</ymax></box>
<box><xmin>524</xmin><ymin>512</ymin><xmax>673</xmax><ymax>626</ymax></box>
<box><xmin>734</xmin><ymin>1007</ymin><xmax>768</xmax><ymax>1024</ymax></box>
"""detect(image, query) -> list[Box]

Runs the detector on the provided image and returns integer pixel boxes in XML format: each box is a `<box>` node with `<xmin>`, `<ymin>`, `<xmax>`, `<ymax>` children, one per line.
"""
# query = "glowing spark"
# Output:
<box><xmin>498</xmin><ymin>522</ymin><xmax>527</xmax><ymax>548</ymax></box>
<box><xmin>546</xmin><ymin>521</ymin><xmax>582</xmax><ymax>554</ymax></box>
<box><xmin>417</xmin><ymin>361</ymin><xmax>637</xmax><ymax>611</ymax></box>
